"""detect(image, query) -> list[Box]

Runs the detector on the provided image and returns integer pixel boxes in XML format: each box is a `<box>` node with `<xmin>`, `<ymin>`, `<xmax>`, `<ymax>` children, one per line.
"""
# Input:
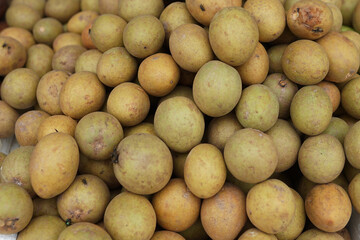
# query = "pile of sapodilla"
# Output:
<box><xmin>0</xmin><ymin>0</ymin><xmax>360</xmax><ymax>239</ymax></box>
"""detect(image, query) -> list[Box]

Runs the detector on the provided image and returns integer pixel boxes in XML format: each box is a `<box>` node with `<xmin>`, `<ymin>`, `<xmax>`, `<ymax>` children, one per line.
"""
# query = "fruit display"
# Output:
<box><xmin>2</xmin><ymin>0</ymin><xmax>360</xmax><ymax>240</ymax></box>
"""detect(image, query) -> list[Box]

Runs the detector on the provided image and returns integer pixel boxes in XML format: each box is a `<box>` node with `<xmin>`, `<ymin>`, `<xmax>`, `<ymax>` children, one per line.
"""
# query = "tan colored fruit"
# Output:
<box><xmin>90</xmin><ymin>14</ymin><xmax>127</xmax><ymax>52</ymax></box>
<box><xmin>201</xmin><ymin>183</ymin><xmax>247</xmax><ymax>240</ymax></box>
<box><xmin>75</xmin><ymin>49</ymin><xmax>101</xmax><ymax>73</ymax></box>
<box><xmin>17</xmin><ymin>215</ymin><xmax>66</xmax><ymax>240</ymax></box>
<box><xmin>15</xmin><ymin>110</ymin><xmax>50</xmax><ymax>146</ymax></box>
<box><xmin>297</xmin><ymin>228</ymin><xmax>344</xmax><ymax>240</ymax></box>
<box><xmin>5</xmin><ymin>4</ymin><xmax>41</xmax><ymax>30</ymax></box>
<box><xmin>317</xmin><ymin>81</ymin><xmax>341</xmax><ymax>112</ymax></box>
<box><xmin>32</xmin><ymin>198</ymin><xmax>58</xmax><ymax>217</ymax></box>
<box><xmin>114</xmin><ymin>133</ymin><xmax>172</xmax><ymax>195</ymax></box>
<box><xmin>53</xmin><ymin>32</ymin><xmax>83</xmax><ymax>52</ymax></box>
<box><xmin>348</xmin><ymin>173</ymin><xmax>360</xmax><ymax>213</ymax></box>
<box><xmin>235</xmin><ymin>84</ymin><xmax>279</xmax><ymax>132</ymax></box>
<box><xmin>263</xmin><ymin>73</ymin><xmax>298</xmax><ymax>119</ymax></box>
<box><xmin>57</xmin><ymin>174</ymin><xmax>110</xmax><ymax>223</ymax></box>
<box><xmin>0</xmin><ymin>101</ymin><xmax>19</xmax><ymax>138</ymax></box>
<box><xmin>341</xmin><ymin>77</ymin><xmax>360</xmax><ymax>119</ymax></box>
<box><xmin>0</xmin><ymin>183</ymin><xmax>33</xmax><ymax>234</ymax></box>
<box><xmin>341</xmin><ymin>0</ymin><xmax>358</xmax><ymax>26</ymax></box>
<box><xmin>60</xmin><ymin>71</ymin><xmax>106</xmax><ymax>119</ymax></box>
<box><xmin>11</xmin><ymin>0</ymin><xmax>46</xmax><ymax>15</ymax></box>
<box><xmin>138</xmin><ymin>53</ymin><xmax>180</xmax><ymax>97</ymax></box>
<box><xmin>81</xmin><ymin>0</ymin><xmax>99</xmax><ymax>12</ymax></box>
<box><xmin>266</xmin><ymin>119</ymin><xmax>301</xmax><ymax>172</ymax></box>
<box><xmin>299</xmin><ymin>134</ymin><xmax>345</xmax><ymax>183</ymax></box>
<box><xmin>0</xmin><ymin>36</ymin><xmax>26</xmax><ymax>76</ymax></box>
<box><xmin>44</xmin><ymin>0</ymin><xmax>80</xmax><ymax>23</ymax></box>
<box><xmin>209</xmin><ymin>7</ymin><xmax>259</xmax><ymax>66</ymax></box>
<box><xmin>224</xmin><ymin>128</ymin><xmax>278</xmax><ymax>183</ymax></box>
<box><xmin>305</xmin><ymin>183</ymin><xmax>352</xmax><ymax>232</ymax></box>
<box><xmin>238</xmin><ymin>228</ymin><xmax>277</xmax><ymax>240</ymax></box>
<box><xmin>154</xmin><ymin>96</ymin><xmax>205</xmax><ymax>153</ymax></box>
<box><xmin>123</xmin><ymin>15</ymin><xmax>165</xmax><ymax>59</ymax></box>
<box><xmin>185</xmin><ymin>0</ymin><xmax>242</xmax><ymax>26</ymax></box>
<box><xmin>246</xmin><ymin>179</ymin><xmax>296</xmax><ymax>234</ymax></box>
<box><xmin>58</xmin><ymin>222</ymin><xmax>112</xmax><ymax>240</ymax></box>
<box><xmin>169</xmin><ymin>23</ymin><xmax>214</xmax><ymax>72</ymax></box>
<box><xmin>104</xmin><ymin>192</ymin><xmax>156</xmax><ymax>240</ymax></box>
<box><xmin>267</xmin><ymin>44</ymin><xmax>287</xmax><ymax>74</ymax></box>
<box><xmin>159</xmin><ymin>2</ymin><xmax>196</xmax><ymax>41</ymax></box>
<box><xmin>32</xmin><ymin>18</ymin><xmax>63</xmax><ymax>46</ymax></box>
<box><xmin>323</xmin><ymin>117</ymin><xmax>350</xmax><ymax>145</ymax></box>
<box><xmin>0</xmin><ymin>27</ymin><xmax>35</xmax><ymax>50</ymax></box>
<box><xmin>98</xmin><ymin>0</ymin><xmax>118</xmax><ymax>14</ymax></box>
<box><xmin>345</xmin><ymin>121</ymin><xmax>360</xmax><ymax>169</ymax></box>
<box><xmin>317</xmin><ymin>31</ymin><xmax>360</xmax><ymax>83</ymax></box>
<box><xmin>29</xmin><ymin>132</ymin><xmax>79</xmax><ymax>199</ymax></box>
<box><xmin>151</xmin><ymin>231</ymin><xmax>185</xmax><ymax>240</ymax></box>
<box><xmin>152</xmin><ymin>178</ymin><xmax>201</xmax><ymax>232</ymax></box>
<box><xmin>78</xmin><ymin>154</ymin><xmax>120</xmax><ymax>189</ymax></box>
<box><xmin>97</xmin><ymin>47</ymin><xmax>138</xmax><ymax>87</ymax></box>
<box><xmin>282</xmin><ymin>40</ymin><xmax>329</xmax><ymax>85</ymax></box>
<box><xmin>107</xmin><ymin>82</ymin><xmax>150</xmax><ymax>127</ymax></box>
<box><xmin>123</xmin><ymin>122</ymin><xmax>156</xmax><ymax>137</ymax></box>
<box><xmin>206</xmin><ymin>112</ymin><xmax>242</xmax><ymax>151</ymax></box>
<box><xmin>52</xmin><ymin>45</ymin><xmax>86</xmax><ymax>73</ymax></box>
<box><xmin>328</xmin><ymin>3</ymin><xmax>343</xmax><ymax>32</ymax></box>
<box><xmin>67</xmin><ymin>10</ymin><xmax>98</xmax><ymax>34</ymax></box>
<box><xmin>26</xmin><ymin>44</ymin><xmax>53</xmax><ymax>77</ymax></box>
<box><xmin>37</xmin><ymin>115</ymin><xmax>77</xmax><ymax>141</ymax></box>
<box><xmin>287</xmin><ymin>0</ymin><xmax>333</xmax><ymax>40</ymax></box>
<box><xmin>1</xmin><ymin>146</ymin><xmax>35</xmax><ymax>197</ymax></box>
<box><xmin>193</xmin><ymin>60</ymin><xmax>242</xmax><ymax>117</ymax></box>
<box><xmin>244</xmin><ymin>0</ymin><xmax>286</xmax><ymax>42</ymax></box>
<box><xmin>290</xmin><ymin>85</ymin><xmax>332</xmax><ymax>135</ymax></box>
<box><xmin>118</xmin><ymin>0</ymin><xmax>164</xmax><ymax>21</ymax></box>
<box><xmin>236</xmin><ymin>42</ymin><xmax>269</xmax><ymax>85</ymax></box>
<box><xmin>184</xmin><ymin>143</ymin><xmax>226</xmax><ymax>198</ymax></box>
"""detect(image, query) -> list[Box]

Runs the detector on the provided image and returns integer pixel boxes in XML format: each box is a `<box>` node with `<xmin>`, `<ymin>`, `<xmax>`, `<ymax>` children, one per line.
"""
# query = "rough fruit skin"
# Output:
<box><xmin>209</xmin><ymin>7</ymin><xmax>259</xmax><ymax>66</ymax></box>
<box><xmin>224</xmin><ymin>128</ymin><xmax>278</xmax><ymax>184</ymax></box>
<box><xmin>290</xmin><ymin>85</ymin><xmax>332</xmax><ymax>136</ymax></box>
<box><xmin>154</xmin><ymin>96</ymin><xmax>205</xmax><ymax>153</ymax></box>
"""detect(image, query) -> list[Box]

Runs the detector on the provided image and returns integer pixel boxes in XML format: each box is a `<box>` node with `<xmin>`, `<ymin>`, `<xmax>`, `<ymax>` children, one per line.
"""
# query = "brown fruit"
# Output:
<box><xmin>81</xmin><ymin>23</ymin><xmax>96</xmax><ymax>49</ymax></box>
<box><xmin>317</xmin><ymin>81</ymin><xmax>341</xmax><ymax>112</ymax></box>
<box><xmin>67</xmin><ymin>10</ymin><xmax>98</xmax><ymax>34</ymax></box>
<box><xmin>37</xmin><ymin>115</ymin><xmax>77</xmax><ymax>141</ymax></box>
<box><xmin>0</xmin><ymin>101</ymin><xmax>19</xmax><ymax>138</ymax></box>
<box><xmin>58</xmin><ymin>222</ymin><xmax>112</xmax><ymax>240</ymax></box>
<box><xmin>118</xmin><ymin>0</ymin><xmax>164</xmax><ymax>21</ymax></box>
<box><xmin>0</xmin><ymin>27</ymin><xmax>35</xmax><ymax>50</ymax></box>
<box><xmin>52</xmin><ymin>45</ymin><xmax>86</xmax><ymax>73</ymax></box>
<box><xmin>151</xmin><ymin>231</ymin><xmax>185</xmax><ymax>240</ymax></box>
<box><xmin>0</xmin><ymin>36</ymin><xmax>26</xmax><ymax>76</ymax></box>
<box><xmin>44</xmin><ymin>0</ymin><xmax>80</xmax><ymax>23</ymax></box>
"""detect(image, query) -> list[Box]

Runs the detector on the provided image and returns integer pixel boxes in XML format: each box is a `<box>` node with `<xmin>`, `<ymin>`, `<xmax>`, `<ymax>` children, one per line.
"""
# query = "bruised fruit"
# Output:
<box><xmin>224</xmin><ymin>128</ymin><xmax>278</xmax><ymax>183</ymax></box>
<box><xmin>201</xmin><ymin>183</ymin><xmax>247</xmax><ymax>240</ymax></box>
<box><xmin>0</xmin><ymin>101</ymin><xmax>19</xmax><ymax>138</ymax></box>
<box><xmin>287</xmin><ymin>0</ymin><xmax>333</xmax><ymax>40</ymax></box>
<box><xmin>17</xmin><ymin>215</ymin><xmax>65</xmax><ymax>240</ymax></box>
<box><xmin>58</xmin><ymin>222</ymin><xmax>112</xmax><ymax>240</ymax></box>
<box><xmin>36</xmin><ymin>70</ymin><xmax>70</xmax><ymax>115</ymax></box>
<box><xmin>60</xmin><ymin>71</ymin><xmax>106</xmax><ymax>119</ymax></box>
<box><xmin>290</xmin><ymin>85</ymin><xmax>332</xmax><ymax>135</ymax></box>
<box><xmin>0</xmin><ymin>183</ymin><xmax>33</xmax><ymax>234</ymax></box>
<box><xmin>305</xmin><ymin>183</ymin><xmax>352</xmax><ymax>232</ymax></box>
<box><xmin>169</xmin><ymin>23</ymin><xmax>214</xmax><ymax>72</ymax></box>
<box><xmin>154</xmin><ymin>96</ymin><xmax>205</xmax><ymax>153</ymax></box>
<box><xmin>209</xmin><ymin>7</ymin><xmax>259</xmax><ymax>66</ymax></box>
<box><xmin>1</xmin><ymin>68</ymin><xmax>39</xmax><ymax>109</ymax></box>
<box><xmin>184</xmin><ymin>143</ymin><xmax>226</xmax><ymax>198</ymax></box>
<box><xmin>57</xmin><ymin>174</ymin><xmax>110</xmax><ymax>223</ymax></box>
<box><xmin>0</xmin><ymin>36</ymin><xmax>26</xmax><ymax>76</ymax></box>
<box><xmin>104</xmin><ymin>192</ymin><xmax>156</xmax><ymax>240</ymax></box>
<box><xmin>152</xmin><ymin>178</ymin><xmax>201</xmax><ymax>232</ymax></box>
<box><xmin>1</xmin><ymin>146</ymin><xmax>35</xmax><ymax>197</ymax></box>
<box><xmin>246</xmin><ymin>179</ymin><xmax>296</xmax><ymax>234</ymax></box>
<box><xmin>52</xmin><ymin>45</ymin><xmax>86</xmax><ymax>73</ymax></box>
<box><xmin>29</xmin><ymin>132</ymin><xmax>79</xmax><ymax>199</ymax></box>
<box><xmin>114</xmin><ymin>133</ymin><xmax>172</xmax><ymax>195</ymax></box>
<box><xmin>107</xmin><ymin>82</ymin><xmax>150</xmax><ymax>127</ymax></box>
<box><xmin>235</xmin><ymin>84</ymin><xmax>279</xmax><ymax>132</ymax></box>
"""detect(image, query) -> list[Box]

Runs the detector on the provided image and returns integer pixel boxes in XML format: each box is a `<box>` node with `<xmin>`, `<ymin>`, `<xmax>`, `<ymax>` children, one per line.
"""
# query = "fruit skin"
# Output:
<box><xmin>114</xmin><ymin>133</ymin><xmax>173</xmax><ymax>195</ymax></box>
<box><xmin>317</xmin><ymin>81</ymin><xmax>341</xmax><ymax>112</ymax></box>
<box><xmin>348</xmin><ymin>173</ymin><xmax>360</xmax><ymax>214</ymax></box>
<box><xmin>29</xmin><ymin>132</ymin><xmax>79</xmax><ymax>199</ymax></box>
<box><xmin>119</xmin><ymin>0</ymin><xmax>164</xmax><ymax>22</ymax></box>
<box><xmin>341</xmin><ymin>77</ymin><xmax>360</xmax><ymax>119</ymax></box>
<box><xmin>200</xmin><ymin>183</ymin><xmax>247</xmax><ymax>240</ymax></box>
<box><xmin>238</xmin><ymin>228</ymin><xmax>277</xmax><ymax>240</ymax></box>
<box><xmin>151</xmin><ymin>231</ymin><xmax>185</xmax><ymax>240</ymax></box>
<box><xmin>17</xmin><ymin>215</ymin><xmax>66</xmax><ymax>240</ymax></box>
<box><xmin>58</xmin><ymin>222</ymin><xmax>112</xmax><ymax>240</ymax></box>
<box><xmin>104</xmin><ymin>192</ymin><xmax>156</xmax><ymax>240</ymax></box>
<box><xmin>0</xmin><ymin>27</ymin><xmax>35</xmax><ymax>50</ymax></box>
<box><xmin>32</xmin><ymin>17</ymin><xmax>64</xmax><ymax>46</ymax></box>
<box><xmin>0</xmin><ymin>183</ymin><xmax>33</xmax><ymax>234</ymax></box>
<box><xmin>297</xmin><ymin>228</ymin><xmax>345</xmax><ymax>240</ymax></box>
<box><xmin>5</xmin><ymin>4</ymin><xmax>41</xmax><ymax>31</ymax></box>
<box><xmin>344</xmin><ymin>121</ymin><xmax>360</xmax><ymax>169</ymax></box>
<box><xmin>0</xmin><ymin>36</ymin><xmax>26</xmax><ymax>76</ymax></box>
<box><xmin>154</xmin><ymin>96</ymin><xmax>205</xmax><ymax>153</ymax></box>
<box><xmin>26</xmin><ymin>44</ymin><xmax>54</xmax><ymax>77</ymax></box>
<box><xmin>44</xmin><ymin>0</ymin><xmax>80</xmax><ymax>23</ymax></box>
<box><xmin>224</xmin><ymin>128</ymin><xmax>278</xmax><ymax>184</ymax></box>
<box><xmin>209</xmin><ymin>7</ymin><xmax>259</xmax><ymax>66</ymax></box>
<box><xmin>53</xmin><ymin>32</ymin><xmax>83</xmax><ymax>52</ymax></box>
<box><xmin>323</xmin><ymin>117</ymin><xmax>350</xmax><ymax>144</ymax></box>
<box><xmin>246</xmin><ymin>179</ymin><xmax>296</xmax><ymax>234</ymax></box>
<box><xmin>51</xmin><ymin>45</ymin><xmax>86</xmax><ymax>73</ymax></box>
<box><xmin>67</xmin><ymin>10</ymin><xmax>98</xmax><ymax>34</ymax></box>
<box><xmin>0</xmin><ymin>101</ymin><xmax>19</xmax><ymax>138</ymax></box>
<box><xmin>305</xmin><ymin>183</ymin><xmax>352</xmax><ymax>232</ymax></box>
<box><xmin>290</xmin><ymin>85</ymin><xmax>332</xmax><ymax>136</ymax></box>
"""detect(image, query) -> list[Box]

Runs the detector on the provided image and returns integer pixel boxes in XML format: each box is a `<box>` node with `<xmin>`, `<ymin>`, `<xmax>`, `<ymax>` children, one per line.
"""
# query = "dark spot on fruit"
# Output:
<box><xmin>200</xmin><ymin>4</ymin><xmax>205</xmax><ymax>11</ymax></box>
<box><xmin>144</xmin><ymin>46</ymin><xmax>147</xmax><ymax>49</ymax></box>
<box><xmin>111</xmin><ymin>147</ymin><xmax>119</xmax><ymax>164</ymax></box>
<box><xmin>88</xmin><ymin>28</ymin><xmax>91</xmax><ymax>34</ymax></box>
<box><xmin>2</xmin><ymin>43</ymin><xmax>7</xmax><ymax>48</ymax></box>
<box><xmin>65</xmin><ymin>219</ymin><xmax>72</xmax><ymax>226</ymax></box>
<box><xmin>312</xmin><ymin>27</ymin><xmax>323</xmax><ymax>33</ymax></box>
<box><xmin>0</xmin><ymin>218</ymin><xmax>19</xmax><ymax>230</ymax></box>
<box><xmin>82</xmin><ymin>178</ymin><xmax>87</xmax><ymax>185</ymax></box>
<box><xmin>279</xmin><ymin>80</ymin><xmax>287</xmax><ymax>87</ymax></box>
<box><xmin>55</xmin><ymin>129</ymin><xmax>58</xmax><ymax>132</ymax></box>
